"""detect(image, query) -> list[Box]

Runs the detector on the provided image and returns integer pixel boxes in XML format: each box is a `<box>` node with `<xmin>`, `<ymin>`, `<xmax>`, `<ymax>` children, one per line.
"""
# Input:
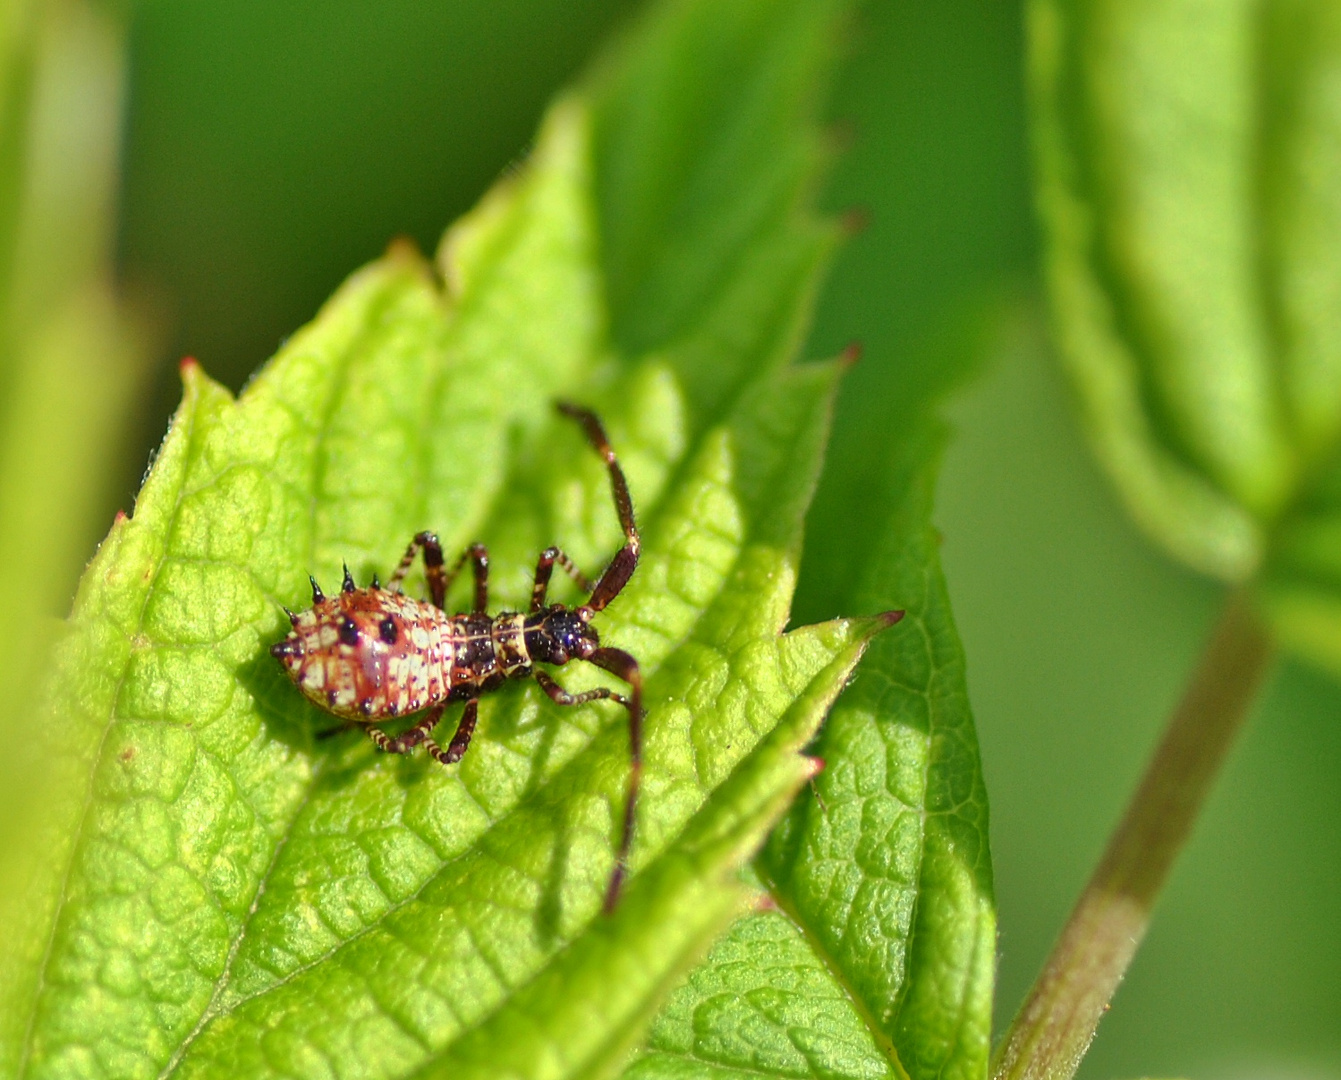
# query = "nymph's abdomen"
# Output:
<box><xmin>274</xmin><ymin>586</ymin><xmax>455</xmax><ymax>720</ymax></box>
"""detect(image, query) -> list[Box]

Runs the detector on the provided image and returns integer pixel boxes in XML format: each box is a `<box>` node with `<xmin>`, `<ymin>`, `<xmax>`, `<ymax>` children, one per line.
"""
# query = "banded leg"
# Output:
<box><xmin>388</xmin><ymin>531</ymin><xmax>447</xmax><ymax>607</ymax></box>
<box><xmin>389</xmin><ymin>705</ymin><xmax>446</xmax><ymax>753</ymax></box>
<box><xmin>441</xmin><ymin>543</ymin><xmax>490</xmax><ymax>613</ymax></box>
<box><xmin>534</xmin><ymin>670</ymin><xmax>628</xmax><ymax>709</ymax></box>
<box><xmin>556</xmin><ymin>403</ymin><xmax>640</xmax><ymax>613</ymax></box>
<box><xmin>387</xmin><ymin>533</ymin><xmax>488</xmax><ymax>612</ymax></box>
<box><xmin>365</xmin><ymin>705</ymin><xmax>444</xmax><ymax>755</ymax></box>
<box><xmin>423</xmin><ymin>699</ymin><xmax>479</xmax><ymax>765</ymax></box>
<box><xmin>530</xmin><ymin>546</ymin><xmax>593</xmax><ymax>612</ymax></box>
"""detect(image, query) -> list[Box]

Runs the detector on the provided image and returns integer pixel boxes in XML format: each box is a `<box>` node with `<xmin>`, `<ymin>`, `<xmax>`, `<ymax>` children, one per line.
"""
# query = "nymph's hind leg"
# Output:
<box><xmin>423</xmin><ymin>698</ymin><xmax>479</xmax><ymax>765</ymax></box>
<box><xmin>365</xmin><ymin>705</ymin><xmax>444</xmax><ymax>755</ymax></box>
<box><xmin>388</xmin><ymin>705</ymin><xmax>447</xmax><ymax>753</ymax></box>
<box><xmin>556</xmin><ymin>403</ymin><xmax>640</xmax><ymax>613</ymax></box>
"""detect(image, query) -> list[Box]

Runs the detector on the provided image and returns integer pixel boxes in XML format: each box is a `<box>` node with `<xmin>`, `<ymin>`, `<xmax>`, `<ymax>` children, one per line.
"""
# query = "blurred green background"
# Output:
<box><xmin>33</xmin><ymin>0</ymin><xmax>1341</xmax><ymax>1073</ymax></box>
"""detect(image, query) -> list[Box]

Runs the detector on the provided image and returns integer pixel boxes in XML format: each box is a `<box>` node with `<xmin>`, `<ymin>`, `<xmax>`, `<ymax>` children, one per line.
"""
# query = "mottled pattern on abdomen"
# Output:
<box><xmin>279</xmin><ymin>588</ymin><xmax>455</xmax><ymax>720</ymax></box>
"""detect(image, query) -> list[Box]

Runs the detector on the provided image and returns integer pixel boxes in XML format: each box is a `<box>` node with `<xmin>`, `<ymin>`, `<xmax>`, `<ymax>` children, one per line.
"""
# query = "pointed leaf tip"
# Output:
<box><xmin>383</xmin><ymin>233</ymin><xmax>433</xmax><ymax>273</ymax></box>
<box><xmin>842</xmin><ymin>610</ymin><xmax>905</xmax><ymax>642</ymax></box>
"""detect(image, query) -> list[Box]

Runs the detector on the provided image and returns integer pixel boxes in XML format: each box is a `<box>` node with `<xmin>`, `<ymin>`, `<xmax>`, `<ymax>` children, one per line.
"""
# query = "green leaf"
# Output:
<box><xmin>627</xmin><ymin>901</ymin><xmax>898</xmax><ymax>1080</ymax></box>
<box><xmin>1030</xmin><ymin>0</ymin><xmax>1341</xmax><ymax>673</ymax></box>
<box><xmin>614</xmin><ymin>4</ymin><xmax>1000</xmax><ymax>1076</ymax></box>
<box><xmin>412</xmin><ymin>637</ymin><xmax>876</xmax><ymax>1080</ymax></box>
<box><xmin>1260</xmin><ymin>437</ymin><xmax>1341</xmax><ymax>674</ymax></box>
<box><xmin>0</xmin><ymin>0</ymin><xmax>905</xmax><ymax>1076</ymax></box>
<box><xmin>625</xmin><ymin>419</ymin><xmax>996</xmax><ymax>1080</ymax></box>
<box><xmin>591</xmin><ymin>0</ymin><xmax>842</xmax><ymax>369</ymax></box>
<box><xmin>765</xmin><ymin>422</ymin><xmax>994</xmax><ymax>1080</ymax></box>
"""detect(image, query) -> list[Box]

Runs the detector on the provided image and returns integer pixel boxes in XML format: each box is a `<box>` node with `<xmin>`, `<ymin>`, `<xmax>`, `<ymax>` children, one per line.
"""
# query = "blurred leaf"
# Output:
<box><xmin>0</xmin><ymin>0</ymin><xmax>150</xmax><ymax>1008</ymax></box>
<box><xmin>0</xmin><ymin>0</ymin><xmax>924</xmax><ymax>1075</ymax></box>
<box><xmin>0</xmin><ymin>0</ymin><xmax>138</xmax><ymax>681</ymax></box>
<box><xmin>0</xmin><ymin>0</ymin><xmax>143</xmax><ymax>684</ymax></box>
<box><xmin>120</xmin><ymin>0</ymin><xmax>642</xmax><ymax>390</ymax></box>
<box><xmin>796</xmin><ymin>0</ymin><xmax>1033</xmax><ymax>622</ymax></box>
<box><xmin>1030</xmin><ymin>0</ymin><xmax>1341</xmax><ymax>672</ymax></box>
<box><xmin>591</xmin><ymin>0</ymin><xmax>838</xmax><ymax>371</ymax></box>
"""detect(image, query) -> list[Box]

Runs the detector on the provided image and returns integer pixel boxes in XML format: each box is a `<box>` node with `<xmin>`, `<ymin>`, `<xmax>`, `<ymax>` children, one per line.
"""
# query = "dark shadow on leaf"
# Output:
<box><xmin>235</xmin><ymin>646</ymin><xmax>320</xmax><ymax>753</ymax></box>
<box><xmin>390</xmin><ymin>744</ymin><xmax>443</xmax><ymax>790</ymax></box>
<box><xmin>535</xmin><ymin>799</ymin><xmax>573</xmax><ymax>946</ymax></box>
<box><xmin>482</xmin><ymin>684</ymin><xmax>567</xmax><ymax>804</ymax></box>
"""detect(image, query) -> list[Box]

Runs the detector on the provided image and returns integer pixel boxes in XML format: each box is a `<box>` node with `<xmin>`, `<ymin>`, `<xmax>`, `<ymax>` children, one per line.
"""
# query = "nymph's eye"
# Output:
<box><xmin>379</xmin><ymin>618</ymin><xmax>398</xmax><ymax>645</ymax></box>
<box><xmin>338</xmin><ymin>617</ymin><xmax>360</xmax><ymax>646</ymax></box>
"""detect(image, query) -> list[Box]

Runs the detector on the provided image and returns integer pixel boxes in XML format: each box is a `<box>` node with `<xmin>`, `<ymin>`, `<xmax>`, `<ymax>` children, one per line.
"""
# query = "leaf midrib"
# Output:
<box><xmin>760</xmin><ymin>880</ymin><xmax>911</xmax><ymax>1080</ymax></box>
<box><xmin>154</xmin><ymin>757</ymin><xmax>331</xmax><ymax>1080</ymax></box>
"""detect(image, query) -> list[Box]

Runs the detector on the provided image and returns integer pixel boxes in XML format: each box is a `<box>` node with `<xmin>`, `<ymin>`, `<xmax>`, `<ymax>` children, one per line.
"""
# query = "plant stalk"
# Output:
<box><xmin>991</xmin><ymin>589</ymin><xmax>1274</xmax><ymax>1080</ymax></box>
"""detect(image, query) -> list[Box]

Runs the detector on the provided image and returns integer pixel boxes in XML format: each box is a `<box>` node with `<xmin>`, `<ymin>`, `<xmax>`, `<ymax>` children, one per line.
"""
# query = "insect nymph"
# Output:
<box><xmin>271</xmin><ymin>403</ymin><xmax>643</xmax><ymax>911</ymax></box>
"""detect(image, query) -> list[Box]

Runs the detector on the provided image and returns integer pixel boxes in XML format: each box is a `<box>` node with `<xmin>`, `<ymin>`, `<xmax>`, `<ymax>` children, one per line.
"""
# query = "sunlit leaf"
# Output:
<box><xmin>628</xmin><ymin>901</ymin><xmax>899</xmax><ymax>1080</ymax></box>
<box><xmin>0</xmin><ymin>1</ymin><xmax>913</xmax><ymax>1077</ymax></box>
<box><xmin>624</xmin><ymin>420</ymin><xmax>995</xmax><ymax>1080</ymax></box>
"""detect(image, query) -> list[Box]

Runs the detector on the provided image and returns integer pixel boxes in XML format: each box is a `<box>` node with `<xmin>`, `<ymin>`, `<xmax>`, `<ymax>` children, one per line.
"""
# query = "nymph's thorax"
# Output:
<box><xmin>275</xmin><ymin>588</ymin><xmax>454</xmax><ymax>720</ymax></box>
<box><xmin>441</xmin><ymin>612</ymin><xmax>533</xmax><ymax>699</ymax></box>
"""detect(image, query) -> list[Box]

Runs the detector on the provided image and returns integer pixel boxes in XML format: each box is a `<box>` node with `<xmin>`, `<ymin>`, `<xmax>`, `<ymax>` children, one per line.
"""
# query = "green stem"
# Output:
<box><xmin>991</xmin><ymin>589</ymin><xmax>1274</xmax><ymax>1080</ymax></box>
